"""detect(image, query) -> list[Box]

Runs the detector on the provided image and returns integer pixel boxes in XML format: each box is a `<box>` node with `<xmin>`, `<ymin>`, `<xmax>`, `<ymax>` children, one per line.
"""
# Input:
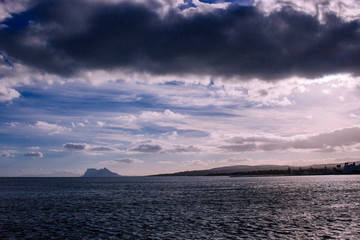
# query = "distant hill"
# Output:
<box><xmin>154</xmin><ymin>163</ymin><xmax>346</xmax><ymax>176</ymax></box>
<box><xmin>154</xmin><ymin>165</ymin><xmax>290</xmax><ymax>176</ymax></box>
<box><xmin>82</xmin><ymin>168</ymin><xmax>121</xmax><ymax>177</ymax></box>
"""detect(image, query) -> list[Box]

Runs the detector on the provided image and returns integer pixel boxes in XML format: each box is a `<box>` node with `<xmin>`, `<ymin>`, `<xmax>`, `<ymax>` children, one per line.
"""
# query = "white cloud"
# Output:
<box><xmin>322</xmin><ymin>89</ymin><xmax>331</xmax><ymax>95</ymax></box>
<box><xmin>0</xmin><ymin>0</ymin><xmax>32</xmax><ymax>22</ymax></box>
<box><xmin>114</xmin><ymin>109</ymin><xmax>185</xmax><ymax>130</ymax></box>
<box><xmin>161</xmin><ymin>131</ymin><xmax>178</xmax><ymax>140</ymax></box>
<box><xmin>35</xmin><ymin>121</ymin><xmax>71</xmax><ymax>135</ymax></box>
<box><xmin>72</xmin><ymin>122</ymin><xmax>86</xmax><ymax>128</ymax></box>
<box><xmin>97</xmin><ymin>121</ymin><xmax>105</xmax><ymax>127</ymax></box>
<box><xmin>255</xmin><ymin>0</ymin><xmax>360</xmax><ymax>22</ymax></box>
<box><xmin>157</xmin><ymin>160</ymin><xmax>176</xmax><ymax>164</ymax></box>
<box><xmin>115</xmin><ymin>114</ymin><xmax>138</xmax><ymax>128</ymax></box>
<box><xmin>0</xmin><ymin>60</ymin><xmax>65</xmax><ymax>94</ymax></box>
<box><xmin>0</xmin><ymin>85</ymin><xmax>20</xmax><ymax>102</ymax></box>
<box><xmin>139</xmin><ymin>109</ymin><xmax>184</xmax><ymax>122</ymax></box>
<box><xmin>297</xmin><ymin>85</ymin><xmax>308</xmax><ymax>93</ymax></box>
<box><xmin>349</xmin><ymin>113</ymin><xmax>360</xmax><ymax>119</ymax></box>
<box><xmin>77</xmin><ymin>122</ymin><xmax>86</xmax><ymax>127</ymax></box>
<box><xmin>244</xmin><ymin>80</ymin><xmax>295</xmax><ymax>107</ymax></box>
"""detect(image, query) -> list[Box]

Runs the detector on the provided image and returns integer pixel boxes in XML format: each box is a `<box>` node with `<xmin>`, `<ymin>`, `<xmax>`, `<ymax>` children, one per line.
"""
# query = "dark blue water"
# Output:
<box><xmin>1</xmin><ymin>175</ymin><xmax>360</xmax><ymax>239</ymax></box>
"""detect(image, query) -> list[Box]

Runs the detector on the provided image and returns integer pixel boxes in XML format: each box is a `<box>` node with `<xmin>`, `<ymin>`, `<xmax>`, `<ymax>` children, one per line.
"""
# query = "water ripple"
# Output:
<box><xmin>1</xmin><ymin>176</ymin><xmax>360</xmax><ymax>239</ymax></box>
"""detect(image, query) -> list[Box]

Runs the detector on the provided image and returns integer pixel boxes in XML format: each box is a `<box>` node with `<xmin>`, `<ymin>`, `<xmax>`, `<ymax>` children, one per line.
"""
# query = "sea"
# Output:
<box><xmin>1</xmin><ymin>175</ymin><xmax>360</xmax><ymax>239</ymax></box>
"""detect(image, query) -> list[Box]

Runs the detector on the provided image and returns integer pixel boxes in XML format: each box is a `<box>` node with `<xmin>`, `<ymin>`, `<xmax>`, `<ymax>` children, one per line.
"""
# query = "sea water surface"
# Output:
<box><xmin>1</xmin><ymin>175</ymin><xmax>360</xmax><ymax>239</ymax></box>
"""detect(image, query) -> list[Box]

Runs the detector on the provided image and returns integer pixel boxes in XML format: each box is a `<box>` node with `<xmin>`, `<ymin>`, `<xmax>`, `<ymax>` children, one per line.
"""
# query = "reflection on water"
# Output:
<box><xmin>1</xmin><ymin>175</ymin><xmax>360</xmax><ymax>239</ymax></box>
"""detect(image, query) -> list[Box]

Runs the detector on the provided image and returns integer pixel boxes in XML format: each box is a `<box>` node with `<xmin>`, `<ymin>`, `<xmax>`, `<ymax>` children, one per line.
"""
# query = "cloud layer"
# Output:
<box><xmin>62</xmin><ymin>143</ymin><xmax>119</xmax><ymax>152</ymax></box>
<box><xmin>221</xmin><ymin>126</ymin><xmax>360</xmax><ymax>152</ymax></box>
<box><xmin>24</xmin><ymin>151</ymin><xmax>43</xmax><ymax>158</ymax></box>
<box><xmin>1</xmin><ymin>0</ymin><xmax>360</xmax><ymax>80</ymax></box>
<box><xmin>0</xmin><ymin>151</ymin><xmax>11</xmax><ymax>158</ymax></box>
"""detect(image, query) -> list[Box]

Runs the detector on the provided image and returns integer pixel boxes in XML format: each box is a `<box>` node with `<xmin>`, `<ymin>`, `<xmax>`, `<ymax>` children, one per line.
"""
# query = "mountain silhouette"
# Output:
<box><xmin>82</xmin><ymin>168</ymin><xmax>121</xmax><ymax>177</ymax></box>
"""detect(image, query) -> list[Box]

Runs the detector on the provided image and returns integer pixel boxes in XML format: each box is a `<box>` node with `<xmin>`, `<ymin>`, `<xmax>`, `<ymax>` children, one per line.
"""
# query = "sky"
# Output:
<box><xmin>1</xmin><ymin>0</ymin><xmax>360</xmax><ymax>176</ymax></box>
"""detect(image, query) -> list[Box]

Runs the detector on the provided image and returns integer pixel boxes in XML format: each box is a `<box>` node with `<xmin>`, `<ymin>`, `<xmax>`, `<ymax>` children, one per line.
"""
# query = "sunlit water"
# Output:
<box><xmin>1</xmin><ymin>175</ymin><xmax>360</xmax><ymax>239</ymax></box>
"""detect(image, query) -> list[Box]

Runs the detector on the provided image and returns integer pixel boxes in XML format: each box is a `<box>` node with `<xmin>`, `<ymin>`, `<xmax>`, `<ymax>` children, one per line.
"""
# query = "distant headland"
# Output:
<box><xmin>153</xmin><ymin>162</ymin><xmax>360</xmax><ymax>177</ymax></box>
<box><xmin>82</xmin><ymin>168</ymin><xmax>121</xmax><ymax>177</ymax></box>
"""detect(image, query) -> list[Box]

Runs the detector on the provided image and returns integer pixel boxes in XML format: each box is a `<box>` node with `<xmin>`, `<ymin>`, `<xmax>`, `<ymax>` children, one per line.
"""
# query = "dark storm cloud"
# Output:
<box><xmin>1</xmin><ymin>0</ymin><xmax>360</xmax><ymax>79</ymax></box>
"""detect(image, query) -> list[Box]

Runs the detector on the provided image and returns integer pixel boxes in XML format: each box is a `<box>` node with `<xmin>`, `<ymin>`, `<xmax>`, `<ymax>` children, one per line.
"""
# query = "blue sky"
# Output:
<box><xmin>1</xmin><ymin>0</ymin><xmax>360</xmax><ymax>176</ymax></box>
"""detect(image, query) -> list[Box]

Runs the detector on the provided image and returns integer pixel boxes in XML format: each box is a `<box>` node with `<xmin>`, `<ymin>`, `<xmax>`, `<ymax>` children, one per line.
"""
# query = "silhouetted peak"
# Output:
<box><xmin>82</xmin><ymin>168</ymin><xmax>121</xmax><ymax>177</ymax></box>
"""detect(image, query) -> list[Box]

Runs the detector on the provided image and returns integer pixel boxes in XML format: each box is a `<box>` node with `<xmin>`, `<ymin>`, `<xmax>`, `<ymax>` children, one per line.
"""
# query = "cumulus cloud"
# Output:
<box><xmin>0</xmin><ymin>85</ymin><xmax>20</xmax><ymax>102</ymax></box>
<box><xmin>0</xmin><ymin>0</ymin><xmax>33</xmax><ymax>22</ymax></box>
<box><xmin>35</xmin><ymin>121</ymin><xmax>70</xmax><ymax>135</ymax></box>
<box><xmin>220</xmin><ymin>126</ymin><xmax>360</xmax><ymax>152</ymax></box>
<box><xmin>1</xmin><ymin>0</ymin><xmax>360</xmax><ymax>81</ymax></box>
<box><xmin>139</xmin><ymin>109</ymin><xmax>184</xmax><ymax>121</ymax></box>
<box><xmin>96</xmin><ymin>121</ymin><xmax>105</xmax><ymax>127</ymax></box>
<box><xmin>114</xmin><ymin>109</ymin><xmax>185</xmax><ymax>129</ymax></box>
<box><xmin>24</xmin><ymin>151</ymin><xmax>43</xmax><ymax>158</ymax></box>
